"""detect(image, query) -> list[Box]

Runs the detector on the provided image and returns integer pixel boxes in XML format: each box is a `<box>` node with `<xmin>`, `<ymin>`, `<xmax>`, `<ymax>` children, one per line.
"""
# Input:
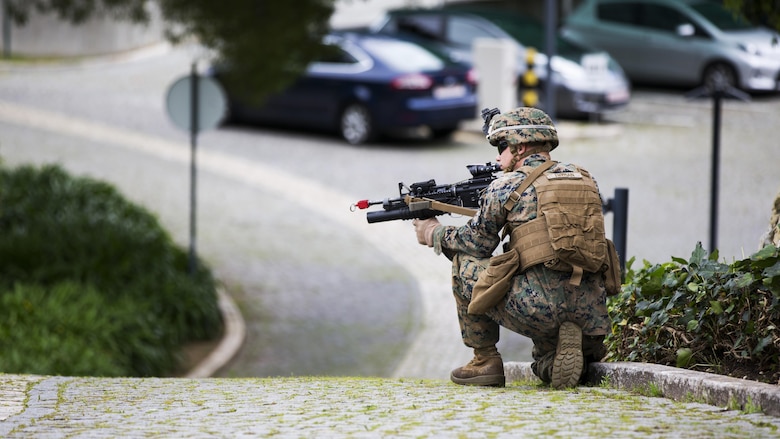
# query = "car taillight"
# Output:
<box><xmin>467</xmin><ymin>68</ymin><xmax>478</xmax><ymax>85</ymax></box>
<box><xmin>391</xmin><ymin>73</ymin><xmax>433</xmax><ymax>90</ymax></box>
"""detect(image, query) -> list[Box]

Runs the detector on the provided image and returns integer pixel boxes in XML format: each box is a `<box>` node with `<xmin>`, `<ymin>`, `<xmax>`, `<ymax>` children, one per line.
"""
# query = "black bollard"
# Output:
<box><xmin>604</xmin><ymin>188</ymin><xmax>629</xmax><ymax>278</ymax></box>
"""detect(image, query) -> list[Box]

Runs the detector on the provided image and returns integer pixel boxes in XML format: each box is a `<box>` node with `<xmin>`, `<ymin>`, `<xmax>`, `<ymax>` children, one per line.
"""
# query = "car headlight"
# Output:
<box><xmin>739</xmin><ymin>42</ymin><xmax>761</xmax><ymax>56</ymax></box>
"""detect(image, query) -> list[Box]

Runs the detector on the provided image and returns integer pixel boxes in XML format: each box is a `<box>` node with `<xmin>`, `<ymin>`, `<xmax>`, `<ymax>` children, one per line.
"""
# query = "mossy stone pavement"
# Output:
<box><xmin>1</xmin><ymin>368</ymin><xmax>779</xmax><ymax>438</ymax></box>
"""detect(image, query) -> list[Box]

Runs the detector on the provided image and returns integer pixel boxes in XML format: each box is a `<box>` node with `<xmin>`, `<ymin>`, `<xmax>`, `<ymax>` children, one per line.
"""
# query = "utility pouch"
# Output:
<box><xmin>604</xmin><ymin>238</ymin><xmax>622</xmax><ymax>296</ymax></box>
<box><xmin>468</xmin><ymin>249</ymin><xmax>520</xmax><ymax>314</ymax></box>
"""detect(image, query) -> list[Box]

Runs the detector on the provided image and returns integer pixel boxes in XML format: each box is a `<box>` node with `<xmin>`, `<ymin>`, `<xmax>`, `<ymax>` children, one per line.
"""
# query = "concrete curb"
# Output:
<box><xmin>184</xmin><ymin>288</ymin><xmax>246</xmax><ymax>378</ymax></box>
<box><xmin>505</xmin><ymin>361</ymin><xmax>780</xmax><ymax>417</ymax></box>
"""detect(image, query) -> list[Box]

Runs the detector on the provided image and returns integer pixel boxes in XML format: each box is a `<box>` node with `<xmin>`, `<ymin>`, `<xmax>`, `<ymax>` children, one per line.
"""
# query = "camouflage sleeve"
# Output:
<box><xmin>432</xmin><ymin>157</ymin><xmax>582</xmax><ymax>258</ymax></box>
<box><xmin>432</xmin><ymin>177</ymin><xmax>517</xmax><ymax>258</ymax></box>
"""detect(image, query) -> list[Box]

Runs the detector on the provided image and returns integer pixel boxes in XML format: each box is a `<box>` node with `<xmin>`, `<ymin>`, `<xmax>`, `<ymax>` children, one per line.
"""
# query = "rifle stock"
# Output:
<box><xmin>353</xmin><ymin>163</ymin><xmax>502</xmax><ymax>224</ymax></box>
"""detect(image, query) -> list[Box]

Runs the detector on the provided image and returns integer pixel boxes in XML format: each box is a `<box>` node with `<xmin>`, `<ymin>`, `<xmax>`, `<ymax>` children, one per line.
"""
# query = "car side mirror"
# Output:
<box><xmin>676</xmin><ymin>23</ymin><xmax>695</xmax><ymax>37</ymax></box>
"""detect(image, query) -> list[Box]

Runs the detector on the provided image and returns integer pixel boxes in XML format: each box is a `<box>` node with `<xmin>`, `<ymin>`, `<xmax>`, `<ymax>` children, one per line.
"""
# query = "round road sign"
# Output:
<box><xmin>165</xmin><ymin>74</ymin><xmax>227</xmax><ymax>133</ymax></box>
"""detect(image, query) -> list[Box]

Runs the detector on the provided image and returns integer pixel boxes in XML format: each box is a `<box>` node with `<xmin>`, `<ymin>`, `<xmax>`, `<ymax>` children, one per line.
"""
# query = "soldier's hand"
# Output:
<box><xmin>413</xmin><ymin>218</ymin><xmax>440</xmax><ymax>247</ymax></box>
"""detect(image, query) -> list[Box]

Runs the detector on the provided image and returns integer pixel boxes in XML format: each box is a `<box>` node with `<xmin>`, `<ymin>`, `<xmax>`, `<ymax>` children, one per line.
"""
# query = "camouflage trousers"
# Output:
<box><xmin>451</xmin><ymin>253</ymin><xmax>609</xmax><ymax>383</ymax></box>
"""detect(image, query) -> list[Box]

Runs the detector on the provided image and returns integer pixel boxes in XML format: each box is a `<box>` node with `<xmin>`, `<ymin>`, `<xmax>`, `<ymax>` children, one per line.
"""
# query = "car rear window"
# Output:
<box><xmin>392</xmin><ymin>14</ymin><xmax>444</xmax><ymax>40</ymax></box>
<box><xmin>361</xmin><ymin>39</ymin><xmax>446</xmax><ymax>71</ymax></box>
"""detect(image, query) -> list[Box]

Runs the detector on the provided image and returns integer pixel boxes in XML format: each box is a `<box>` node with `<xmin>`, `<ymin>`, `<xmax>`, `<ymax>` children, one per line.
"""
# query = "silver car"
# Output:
<box><xmin>561</xmin><ymin>0</ymin><xmax>780</xmax><ymax>92</ymax></box>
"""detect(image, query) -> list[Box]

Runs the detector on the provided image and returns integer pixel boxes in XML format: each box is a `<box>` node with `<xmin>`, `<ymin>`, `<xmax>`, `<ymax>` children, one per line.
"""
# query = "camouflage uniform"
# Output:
<box><xmin>760</xmin><ymin>187</ymin><xmax>780</xmax><ymax>248</ymax></box>
<box><xmin>431</xmin><ymin>153</ymin><xmax>610</xmax><ymax>383</ymax></box>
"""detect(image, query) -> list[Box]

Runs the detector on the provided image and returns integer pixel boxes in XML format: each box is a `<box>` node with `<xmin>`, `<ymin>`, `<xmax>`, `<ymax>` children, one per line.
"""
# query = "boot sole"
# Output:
<box><xmin>551</xmin><ymin>322</ymin><xmax>584</xmax><ymax>390</ymax></box>
<box><xmin>450</xmin><ymin>372</ymin><xmax>506</xmax><ymax>387</ymax></box>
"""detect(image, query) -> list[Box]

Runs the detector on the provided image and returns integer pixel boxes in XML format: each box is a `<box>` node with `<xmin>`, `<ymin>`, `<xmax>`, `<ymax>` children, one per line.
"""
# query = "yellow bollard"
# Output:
<box><xmin>522</xmin><ymin>47</ymin><xmax>539</xmax><ymax>107</ymax></box>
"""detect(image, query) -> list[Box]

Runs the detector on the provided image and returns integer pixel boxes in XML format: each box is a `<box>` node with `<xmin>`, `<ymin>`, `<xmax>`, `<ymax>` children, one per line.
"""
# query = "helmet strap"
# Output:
<box><xmin>506</xmin><ymin>144</ymin><xmax>524</xmax><ymax>171</ymax></box>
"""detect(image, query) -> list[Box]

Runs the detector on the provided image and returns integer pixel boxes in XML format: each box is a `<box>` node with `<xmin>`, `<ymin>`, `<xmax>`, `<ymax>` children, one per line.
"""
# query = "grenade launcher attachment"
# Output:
<box><xmin>351</xmin><ymin>163</ymin><xmax>502</xmax><ymax>224</ymax></box>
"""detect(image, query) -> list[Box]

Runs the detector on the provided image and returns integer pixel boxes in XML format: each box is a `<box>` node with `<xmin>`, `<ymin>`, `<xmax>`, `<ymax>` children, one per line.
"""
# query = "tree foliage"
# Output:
<box><xmin>724</xmin><ymin>0</ymin><xmax>780</xmax><ymax>31</ymax></box>
<box><xmin>4</xmin><ymin>0</ymin><xmax>338</xmax><ymax>102</ymax></box>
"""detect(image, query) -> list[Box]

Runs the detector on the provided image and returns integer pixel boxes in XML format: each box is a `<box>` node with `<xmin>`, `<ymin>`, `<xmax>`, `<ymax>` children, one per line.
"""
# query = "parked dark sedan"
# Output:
<box><xmin>370</xmin><ymin>6</ymin><xmax>631</xmax><ymax>119</ymax></box>
<box><xmin>210</xmin><ymin>31</ymin><xmax>478</xmax><ymax>144</ymax></box>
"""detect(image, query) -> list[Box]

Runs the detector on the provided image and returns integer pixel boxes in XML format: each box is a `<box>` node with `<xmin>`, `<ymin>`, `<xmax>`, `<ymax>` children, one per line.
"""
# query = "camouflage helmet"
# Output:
<box><xmin>486</xmin><ymin>107</ymin><xmax>559</xmax><ymax>150</ymax></box>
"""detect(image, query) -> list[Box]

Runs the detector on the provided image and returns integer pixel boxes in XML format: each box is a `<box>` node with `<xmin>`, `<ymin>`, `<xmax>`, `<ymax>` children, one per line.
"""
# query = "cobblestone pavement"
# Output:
<box><xmin>1</xmin><ymin>43</ymin><xmax>780</xmax><ymax>437</ymax></box>
<box><xmin>1</xmin><ymin>373</ymin><xmax>779</xmax><ymax>438</ymax></box>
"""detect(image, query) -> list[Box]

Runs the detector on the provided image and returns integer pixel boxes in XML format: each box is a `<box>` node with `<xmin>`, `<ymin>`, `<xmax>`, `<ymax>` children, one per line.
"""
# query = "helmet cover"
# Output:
<box><xmin>486</xmin><ymin>107</ymin><xmax>559</xmax><ymax>150</ymax></box>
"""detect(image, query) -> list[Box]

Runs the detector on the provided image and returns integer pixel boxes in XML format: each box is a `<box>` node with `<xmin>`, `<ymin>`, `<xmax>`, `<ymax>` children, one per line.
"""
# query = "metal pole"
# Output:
<box><xmin>2</xmin><ymin>0</ymin><xmax>11</xmax><ymax>59</ymax></box>
<box><xmin>612</xmin><ymin>188</ymin><xmax>629</xmax><ymax>276</ymax></box>
<box><xmin>189</xmin><ymin>62</ymin><xmax>199</xmax><ymax>275</ymax></box>
<box><xmin>603</xmin><ymin>188</ymin><xmax>629</xmax><ymax>279</ymax></box>
<box><xmin>544</xmin><ymin>0</ymin><xmax>557</xmax><ymax>120</ymax></box>
<box><xmin>709</xmin><ymin>92</ymin><xmax>721</xmax><ymax>253</ymax></box>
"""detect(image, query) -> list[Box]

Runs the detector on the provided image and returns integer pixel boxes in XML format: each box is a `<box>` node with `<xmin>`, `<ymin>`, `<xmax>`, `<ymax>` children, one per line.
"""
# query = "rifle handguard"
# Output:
<box><xmin>404</xmin><ymin>196</ymin><xmax>478</xmax><ymax>217</ymax></box>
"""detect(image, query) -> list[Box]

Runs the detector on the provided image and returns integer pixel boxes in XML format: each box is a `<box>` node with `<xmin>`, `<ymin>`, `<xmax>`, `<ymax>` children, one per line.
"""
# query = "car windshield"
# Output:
<box><xmin>361</xmin><ymin>38</ymin><xmax>446</xmax><ymax>71</ymax></box>
<box><xmin>691</xmin><ymin>1</ymin><xmax>752</xmax><ymax>31</ymax></box>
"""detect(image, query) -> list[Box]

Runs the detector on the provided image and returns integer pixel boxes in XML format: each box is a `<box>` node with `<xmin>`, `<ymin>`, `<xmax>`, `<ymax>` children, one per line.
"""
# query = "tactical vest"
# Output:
<box><xmin>503</xmin><ymin>161</ymin><xmax>608</xmax><ymax>286</ymax></box>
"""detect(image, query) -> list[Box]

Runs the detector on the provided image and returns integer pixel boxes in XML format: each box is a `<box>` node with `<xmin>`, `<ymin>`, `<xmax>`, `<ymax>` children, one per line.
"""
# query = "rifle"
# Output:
<box><xmin>352</xmin><ymin>163</ymin><xmax>502</xmax><ymax>223</ymax></box>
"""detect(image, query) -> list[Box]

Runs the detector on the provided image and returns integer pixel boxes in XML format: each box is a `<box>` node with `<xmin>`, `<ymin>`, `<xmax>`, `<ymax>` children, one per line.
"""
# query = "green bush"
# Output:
<box><xmin>0</xmin><ymin>164</ymin><xmax>223</xmax><ymax>376</ymax></box>
<box><xmin>606</xmin><ymin>243</ymin><xmax>780</xmax><ymax>383</ymax></box>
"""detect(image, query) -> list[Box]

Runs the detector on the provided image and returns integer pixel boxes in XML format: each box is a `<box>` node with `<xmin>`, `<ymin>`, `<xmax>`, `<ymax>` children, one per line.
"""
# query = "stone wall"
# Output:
<box><xmin>1</xmin><ymin>2</ymin><xmax>165</xmax><ymax>57</ymax></box>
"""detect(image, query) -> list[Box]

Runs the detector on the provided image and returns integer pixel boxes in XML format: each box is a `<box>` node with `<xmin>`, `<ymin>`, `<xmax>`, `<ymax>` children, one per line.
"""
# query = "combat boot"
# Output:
<box><xmin>450</xmin><ymin>347</ymin><xmax>505</xmax><ymax>387</ymax></box>
<box><xmin>551</xmin><ymin>321</ymin><xmax>584</xmax><ymax>389</ymax></box>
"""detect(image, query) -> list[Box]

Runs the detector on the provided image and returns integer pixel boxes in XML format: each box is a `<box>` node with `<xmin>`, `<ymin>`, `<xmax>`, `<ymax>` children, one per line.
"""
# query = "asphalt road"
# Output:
<box><xmin>1</xmin><ymin>42</ymin><xmax>779</xmax><ymax>380</ymax></box>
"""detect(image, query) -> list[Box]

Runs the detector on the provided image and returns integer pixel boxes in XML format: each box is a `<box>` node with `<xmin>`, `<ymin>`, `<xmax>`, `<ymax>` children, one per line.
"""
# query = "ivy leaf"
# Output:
<box><xmin>689</xmin><ymin>242</ymin><xmax>708</xmax><ymax>266</ymax></box>
<box><xmin>676</xmin><ymin>348</ymin><xmax>693</xmax><ymax>368</ymax></box>
<box><xmin>709</xmin><ymin>301</ymin><xmax>723</xmax><ymax>315</ymax></box>
<box><xmin>709</xmin><ymin>248</ymin><xmax>719</xmax><ymax>261</ymax></box>
<box><xmin>752</xmin><ymin>336</ymin><xmax>772</xmax><ymax>355</ymax></box>
<box><xmin>751</xmin><ymin>244</ymin><xmax>778</xmax><ymax>262</ymax></box>
<box><xmin>748</xmin><ymin>245</ymin><xmax>780</xmax><ymax>270</ymax></box>
<box><xmin>666</xmin><ymin>290</ymin><xmax>685</xmax><ymax>310</ymax></box>
<box><xmin>733</xmin><ymin>272</ymin><xmax>755</xmax><ymax>289</ymax></box>
<box><xmin>686</xmin><ymin>319</ymin><xmax>699</xmax><ymax>331</ymax></box>
<box><xmin>763</xmin><ymin>277</ymin><xmax>780</xmax><ymax>297</ymax></box>
<box><xmin>762</xmin><ymin>260</ymin><xmax>780</xmax><ymax>278</ymax></box>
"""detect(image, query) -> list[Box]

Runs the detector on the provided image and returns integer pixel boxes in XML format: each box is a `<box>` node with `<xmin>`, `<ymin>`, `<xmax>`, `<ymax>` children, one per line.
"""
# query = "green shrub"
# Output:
<box><xmin>0</xmin><ymin>164</ymin><xmax>223</xmax><ymax>376</ymax></box>
<box><xmin>0</xmin><ymin>281</ymin><xmax>176</xmax><ymax>377</ymax></box>
<box><xmin>606</xmin><ymin>243</ymin><xmax>780</xmax><ymax>383</ymax></box>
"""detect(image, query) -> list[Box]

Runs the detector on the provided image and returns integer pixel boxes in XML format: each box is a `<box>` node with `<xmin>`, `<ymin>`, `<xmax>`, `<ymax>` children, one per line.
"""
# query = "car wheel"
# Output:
<box><xmin>702</xmin><ymin>62</ymin><xmax>738</xmax><ymax>91</ymax></box>
<box><xmin>340</xmin><ymin>103</ymin><xmax>374</xmax><ymax>145</ymax></box>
